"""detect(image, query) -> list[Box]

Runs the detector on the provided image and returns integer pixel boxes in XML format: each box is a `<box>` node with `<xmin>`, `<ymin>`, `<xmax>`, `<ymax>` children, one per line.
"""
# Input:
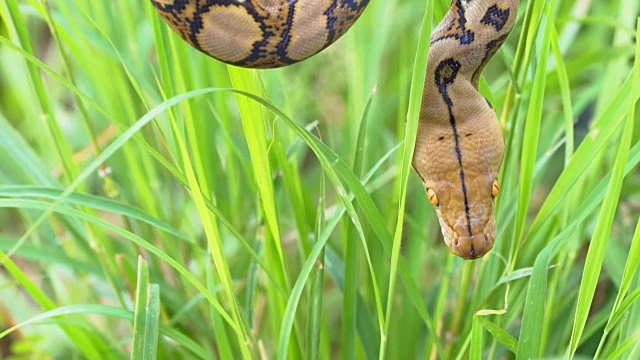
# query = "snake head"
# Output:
<box><xmin>425</xmin><ymin>173</ymin><xmax>500</xmax><ymax>259</ymax></box>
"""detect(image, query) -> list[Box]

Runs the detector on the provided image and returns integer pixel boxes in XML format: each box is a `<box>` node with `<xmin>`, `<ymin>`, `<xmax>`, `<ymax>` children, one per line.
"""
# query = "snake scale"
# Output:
<box><xmin>151</xmin><ymin>0</ymin><xmax>519</xmax><ymax>259</ymax></box>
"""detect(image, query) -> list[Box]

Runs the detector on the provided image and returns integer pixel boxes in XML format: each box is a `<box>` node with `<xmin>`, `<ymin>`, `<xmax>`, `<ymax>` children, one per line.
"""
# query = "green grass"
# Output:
<box><xmin>0</xmin><ymin>0</ymin><xmax>639</xmax><ymax>358</ymax></box>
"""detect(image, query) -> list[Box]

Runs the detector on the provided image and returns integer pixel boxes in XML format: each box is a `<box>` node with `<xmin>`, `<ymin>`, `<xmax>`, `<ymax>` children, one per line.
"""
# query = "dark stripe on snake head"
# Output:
<box><xmin>435</xmin><ymin>58</ymin><xmax>473</xmax><ymax>236</ymax></box>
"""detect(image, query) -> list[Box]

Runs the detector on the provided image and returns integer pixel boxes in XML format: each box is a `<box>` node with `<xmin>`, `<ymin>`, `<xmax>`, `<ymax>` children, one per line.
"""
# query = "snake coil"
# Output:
<box><xmin>150</xmin><ymin>0</ymin><xmax>369</xmax><ymax>68</ymax></box>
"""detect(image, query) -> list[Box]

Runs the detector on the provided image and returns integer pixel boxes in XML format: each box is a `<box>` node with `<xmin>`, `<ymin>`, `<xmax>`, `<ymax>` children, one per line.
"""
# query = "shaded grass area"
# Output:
<box><xmin>0</xmin><ymin>0</ymin><xmax>639</xmax><ymax>358</ymax></box>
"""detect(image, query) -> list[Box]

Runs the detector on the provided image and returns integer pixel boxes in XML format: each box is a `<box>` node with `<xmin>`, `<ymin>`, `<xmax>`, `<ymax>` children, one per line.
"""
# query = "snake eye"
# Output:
<box><xmin>427</xmin><ymin>188</ymin><xmax>439</xmax><ymax>206</ymax></box>
<box><xmin>492</xmin><ymin>179</ymin><xmax>501</xmax><ymax>198</ymax></box>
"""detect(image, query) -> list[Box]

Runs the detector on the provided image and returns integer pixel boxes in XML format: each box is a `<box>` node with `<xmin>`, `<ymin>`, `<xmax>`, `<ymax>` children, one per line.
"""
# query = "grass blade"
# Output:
<box><xmin>568</xmin><ymin>17</ymin><xmax>640</xmax><ymax>357</ymax></box>
<box><xmin>132</xmin><ymin>257</ymin><xmax>160</xmax><ymax>360</ymax></box>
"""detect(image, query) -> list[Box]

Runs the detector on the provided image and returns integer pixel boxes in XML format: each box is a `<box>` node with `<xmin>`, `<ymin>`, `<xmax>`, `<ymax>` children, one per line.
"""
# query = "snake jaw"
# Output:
<box><xmin>438</xmin><ymin>211</ymin><xmax>496</xmax><ymax>259</ymax></box>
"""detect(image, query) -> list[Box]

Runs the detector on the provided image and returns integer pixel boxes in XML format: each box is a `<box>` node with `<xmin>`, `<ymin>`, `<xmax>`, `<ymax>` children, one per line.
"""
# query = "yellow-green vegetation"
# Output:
<box><xmin>0</xmin><ymin>0</ymin><xmax>639</xmax><ymax>358</ymax></box>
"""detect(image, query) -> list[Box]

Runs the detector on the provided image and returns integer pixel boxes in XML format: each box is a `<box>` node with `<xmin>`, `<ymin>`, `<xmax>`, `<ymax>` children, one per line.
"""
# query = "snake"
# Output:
<box><xmin>150</xmin><ymin>0</ymin><xmax>519</xmax><ymax>259</ymax></box>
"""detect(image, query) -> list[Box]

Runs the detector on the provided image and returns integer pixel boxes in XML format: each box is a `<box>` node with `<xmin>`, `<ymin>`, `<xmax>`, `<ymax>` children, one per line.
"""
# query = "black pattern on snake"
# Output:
<box><xmin>151</xmin><ymin>0</ymin><xmax>370</xmax><ymax>68</ymax></box>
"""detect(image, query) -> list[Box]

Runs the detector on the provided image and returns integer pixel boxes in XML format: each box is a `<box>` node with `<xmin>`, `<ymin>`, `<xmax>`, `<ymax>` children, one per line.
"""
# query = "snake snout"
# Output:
<box><xmin>450</xmin><ymin>232</ymin><xmax>494</xmax><ymax>260</ymax></box>
<box><xmin>437</xmin><ymin>206</ymin><xmax>497</xmax><ymax>259</ymax></box>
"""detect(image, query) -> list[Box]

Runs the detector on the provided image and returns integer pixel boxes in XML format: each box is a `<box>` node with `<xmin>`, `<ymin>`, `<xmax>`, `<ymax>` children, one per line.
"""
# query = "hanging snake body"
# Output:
<box><xmin>151</xmin><ymin>0</ymin><xmax>519</xmax><ymax>259</ymax></box>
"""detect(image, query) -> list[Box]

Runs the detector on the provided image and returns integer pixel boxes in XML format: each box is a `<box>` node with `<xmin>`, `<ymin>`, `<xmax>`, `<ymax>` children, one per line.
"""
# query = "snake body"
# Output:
<box><xmin>413</xmin><ymin>0</ymin><xmax>518</xmax><ymax>259</ymax></box>
<box><xmin>151</xmin><ymin>0</ymin><xmax>519</xmax><ymax>259</ymax></box>
<box><xmin>150</xmin><ymin>0</ymin><xmax>369</xmax><ymax>68</ymax></box>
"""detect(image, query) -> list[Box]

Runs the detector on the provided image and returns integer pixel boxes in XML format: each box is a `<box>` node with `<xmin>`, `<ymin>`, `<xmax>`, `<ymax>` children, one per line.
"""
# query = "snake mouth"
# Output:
<box><xmin>449</xmin><ymin>232</ymin><xmax>495</xmax><ymax>259</ymax></box>
<box><xmin>439</xmin><ymin>213</ymin><xmax>496</xmax><ymax>259</ymax></box>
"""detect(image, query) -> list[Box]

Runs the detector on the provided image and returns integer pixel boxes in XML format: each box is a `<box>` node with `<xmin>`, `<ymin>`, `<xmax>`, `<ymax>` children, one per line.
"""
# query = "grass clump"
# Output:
<box><xmin>0</xmin><ymin>0</ymin><xmax>639</xmax><ymax>358</ymax></box>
